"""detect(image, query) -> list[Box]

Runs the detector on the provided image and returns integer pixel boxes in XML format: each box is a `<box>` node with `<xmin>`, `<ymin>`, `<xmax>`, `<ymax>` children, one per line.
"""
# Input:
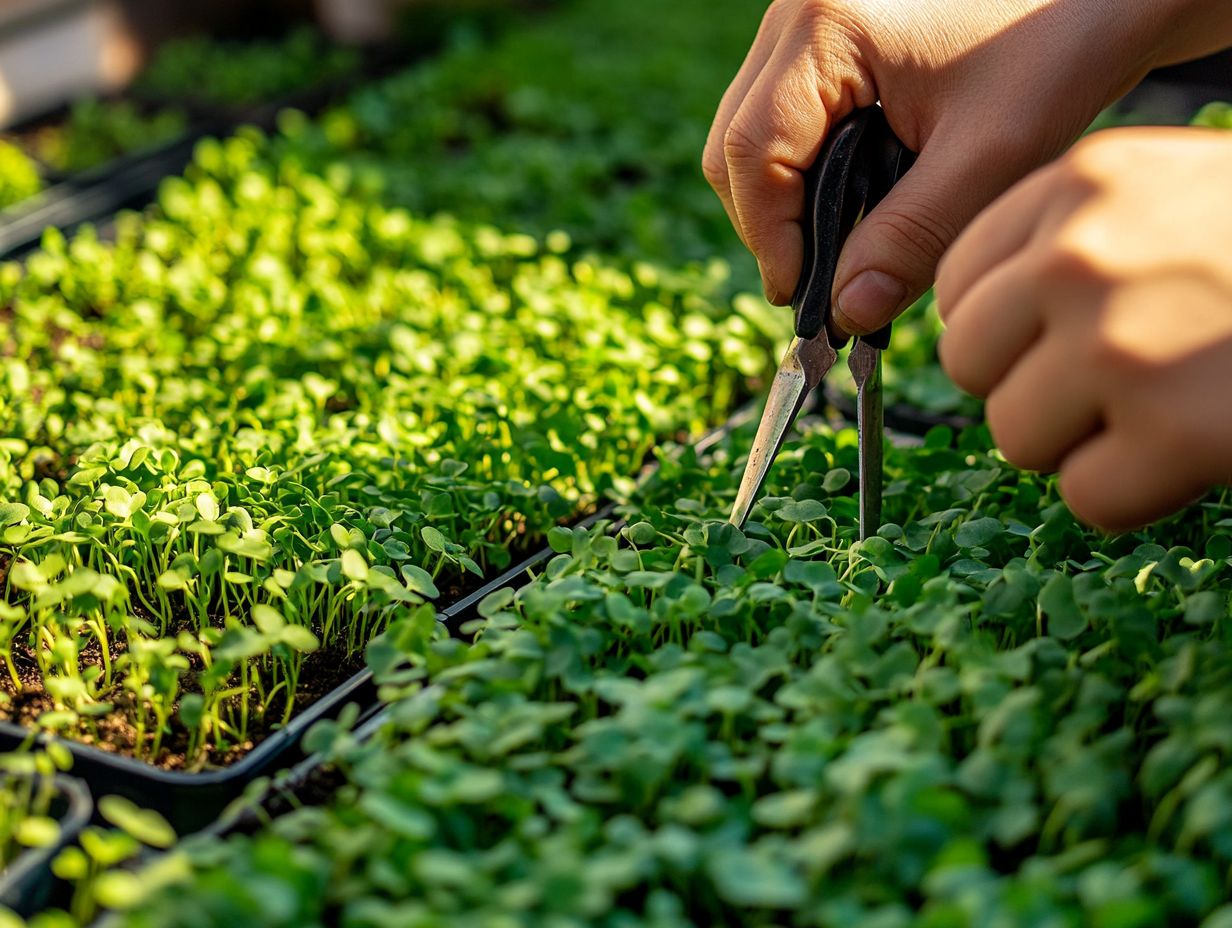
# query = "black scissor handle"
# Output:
<box><xmin>791</xmin><ymin>106</ymin><xmax>916</xmax><ymax>344</ymax></box>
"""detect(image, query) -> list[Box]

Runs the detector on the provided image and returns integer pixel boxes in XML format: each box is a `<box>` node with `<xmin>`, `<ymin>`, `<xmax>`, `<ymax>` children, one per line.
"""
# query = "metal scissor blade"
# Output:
<box><xmin>729</xmin><ymin>332</ymin><xmax>838</xmax><ymax>528</ymax></box>
<box><xmin>847</xmin><ymin>339</ymin><xmax>884</xmax><ymax>540</ymax></box>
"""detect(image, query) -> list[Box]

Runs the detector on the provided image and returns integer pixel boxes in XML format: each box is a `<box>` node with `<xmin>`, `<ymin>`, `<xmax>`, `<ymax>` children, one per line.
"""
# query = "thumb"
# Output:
<box><xmin>830</xmin><ymin>135</ymin><xmax>1027</xmax><ymax>336</ymax></box>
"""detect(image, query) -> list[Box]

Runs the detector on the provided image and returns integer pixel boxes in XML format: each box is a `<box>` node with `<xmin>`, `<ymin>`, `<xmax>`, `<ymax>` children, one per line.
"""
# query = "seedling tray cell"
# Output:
<box><xmin>0</xmin><ymin>25</ymin><xmax>455</xmax><ymax>260</ymax></box>
<box><xmin>0</xmin><ymin>668</ymin><xmax>369</xmax><ymax>836</ymax></box>
<box><xmin>0</xmin><ymin>773</ymin><xmax>92</xmax><ymax>917</ymax></box>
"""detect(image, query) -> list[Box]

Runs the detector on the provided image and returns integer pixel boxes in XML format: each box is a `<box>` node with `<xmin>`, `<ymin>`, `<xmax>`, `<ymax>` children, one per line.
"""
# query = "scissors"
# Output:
<box><xmin>728</xmin><ymin>106</ymin><xmax>915</xmax><ymax>538</ymax></box>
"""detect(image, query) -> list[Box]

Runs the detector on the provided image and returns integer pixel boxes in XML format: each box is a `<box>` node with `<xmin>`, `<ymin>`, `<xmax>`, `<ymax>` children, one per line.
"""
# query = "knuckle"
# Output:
<box><xmin>1066</xmin><ymin>129</ymin><xmax>1157</xmax><ymax>174</ymax></box>
<box><xmin>1086</xmin><ymin>329</ymin><xmax>1144</xmax><ymax>381</ymax></box>
<box><xmin>794</xmin><ymin>0</ymin><xmax>861</xmax><ymax>33</ymax></box>
<box><xmin>795</xmin><ymin>0</ymin><xmax>833</xmax><ymax>22</ymax></box>
<box><xmin>768</xmin><ymin>0</ymin><xmax>807</xmax><ymax>24</ymax></box>
<box><xmin>1081</xmin><ymin>308</ymin><xmax>1166</xmax><ymax>386</ymax></box>
<box><xmin>1129</xmin><ymin>401</ymin><xmax>1197</xmax><ymax>463</ymax></box>
<box><xmin>1054</xmin><ymin>135</ymin><xmax>1135</xmax><ymax>201</ymax></box>
<box><xmin>1031</xmin><ymin>238</ymin><xmax>1107</xmax><ymax>289</ymax></box>
<box><xmin>701</xmin><ymin>139</ymin><xmax>728</xmax><ymax>190</ymax></box>
<box><xmin>723</xmin><ymin>121</ymin><xmax>763</xmax><ymax>164</ymax></box>
<box><xmin>1065</xmin><ymin>132</ymin><xmax>1120</xmax><ymax>176</ymax></box>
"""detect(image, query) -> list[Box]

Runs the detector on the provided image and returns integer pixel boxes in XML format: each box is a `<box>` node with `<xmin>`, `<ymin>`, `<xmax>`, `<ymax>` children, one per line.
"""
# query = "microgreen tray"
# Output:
<box><xmin>0</xmin><ymin>451</ymin><xmax>619</xmax><ymax>836</ymax></box>
<box><xmin>0</xmin><ymin>773</ymin><xmax>92</xmax><ymax>917</ymax></box>
<box><xmin>0</xmin><ymin>129</ymin><xmax>219</xmax><ymax>260</ymax></box>
<box><xmin>26</xmin><ymin>406</ymin><xmax>751</xmax><ymax>845</ymax></box>
<box><xmin>0</xmin><ymin>29</ymin><xmax>439</xmax><ymax>259</ymax></box>
<box><xmin>0</xmin><ymin>520</ymin><xmax>616</xmax><ymax>836</ymax></box>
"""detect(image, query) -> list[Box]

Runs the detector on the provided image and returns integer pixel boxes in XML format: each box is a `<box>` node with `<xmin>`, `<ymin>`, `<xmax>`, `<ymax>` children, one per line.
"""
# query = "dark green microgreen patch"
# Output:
<box><xmin>0</xmin><ymin>140</ymin><xmax>42</xmax><ymax>211</ymax></box>
<box><xmin>0</xmin><ymin>31</ymin><xmax>791</xmax><ymax>767</ymax></box>
<box><xmin>136</xmin><ymin>26</ymin><xmax>360</xmax><ymax>108</ymax></box>
<box><xmin>21</xmin><ymin>99</ymin><xmax>188</xmax><ymax>175</ymax></box>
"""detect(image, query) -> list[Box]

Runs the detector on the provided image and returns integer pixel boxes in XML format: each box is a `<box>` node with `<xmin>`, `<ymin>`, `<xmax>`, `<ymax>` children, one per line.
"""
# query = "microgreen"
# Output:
<box><xmin>97</xmin><ymin>419</ymin><xmax>1232</xmax><ymax>927</ymax></box>
<box><xmin>0</xmin><ymin>747</ymin><xmax>73</xmax><ymax>872</ymax></box>
<box><xmin>1193</xmin><ymin>101</ymin><xmax>1232</xmax><ymax>129</ymax></box>
<box><xmin>135</xmin><ymin>27</ymin><xmax>360</xmax><ymax>108</ymax></box>
<box><xmin>23</xmin><ymin>100</ymin><xmax>188</xmax><ymax>175</ymax></box>
<box><xmin>0</xmin><ymin>142</ymin><xmax>42</xmax><ymax>211</ymax></box>
<box><xmin>7</xmin><ymin>0</ymin><xmax>1230</xmax><ymax>923</ymax></box>
<box><xmin>46</xmin><ymin>796</ymin><xmax>176</xmax><ymax>926</ymax></box>
<box><xmin>0</xmin><ymin>119</ymin><xmax>783</xmax><ymax>765</ymax></box>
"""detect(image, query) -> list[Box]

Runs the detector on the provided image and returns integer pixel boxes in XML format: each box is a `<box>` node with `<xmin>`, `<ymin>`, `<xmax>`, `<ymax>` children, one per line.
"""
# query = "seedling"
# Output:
<box><xmin>137</xmin><ymin>27</ymin><xmax>360</xmax><ymax>108</ymax></box>
<box><xmin>27</xmin><ymin>100</ymin><xmax>188</xmax><ymax>175</ymax></box>
<box><xmin>0</xmin><ymin>142</ymin><xmax>42</xmax><ymax>211</ymax></box>
<box><xmin>0</xmin><ymin>748</ymin><xmax>72</xmax><ymax>871</ymax></box>
<box><xmin>0</xmin><ymin>158</ymin><xmax>781</xmax><ymax>766</ymax></box>
<box><xmin>104</xmin><ymin>422</ymin><xmax>1232</xmax><ymax>927</ymax></box>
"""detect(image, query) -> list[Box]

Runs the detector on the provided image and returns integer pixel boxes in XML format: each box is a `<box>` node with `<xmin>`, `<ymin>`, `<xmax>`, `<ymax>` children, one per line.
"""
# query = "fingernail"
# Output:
<box><xmin>835</xmin><ymin>270</ymin><xmax>907</xmax><ymax>334</ymax></box>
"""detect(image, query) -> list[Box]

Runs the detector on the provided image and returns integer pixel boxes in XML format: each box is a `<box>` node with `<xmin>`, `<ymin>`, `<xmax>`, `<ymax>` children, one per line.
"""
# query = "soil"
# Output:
<box><xmin>0</xmin><ymin>448</ymin><xmax>634</xmax><ymax>774</ymax></box>
<box><xmin>258</xmin><ymin>762</ymin><xmax>350</xmax><ymax>825</ymax></box>
<box><xmin>0</xmin><ymin>633</ymin><xmax>365</xmax><ymax>772</ymax></box>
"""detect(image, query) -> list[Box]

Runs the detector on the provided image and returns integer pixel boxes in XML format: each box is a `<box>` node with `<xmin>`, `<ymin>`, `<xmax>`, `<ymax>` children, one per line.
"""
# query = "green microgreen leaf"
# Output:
<box><xmin>98</xmin><ymin>797</ymin><xmax>176</xmax><ymax>849</ymax></box>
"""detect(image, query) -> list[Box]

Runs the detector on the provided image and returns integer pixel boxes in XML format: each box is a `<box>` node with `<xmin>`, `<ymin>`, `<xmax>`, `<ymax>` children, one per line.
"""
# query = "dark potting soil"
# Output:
<box><xmin>1</xmin><ymin>639</ymin><xmax>364</xmax><ymax>771</ymax></box>
<box><xmin>0</xmin><ymin>520</ymin><xmax>577</xmax><ymax>771</ymax></box>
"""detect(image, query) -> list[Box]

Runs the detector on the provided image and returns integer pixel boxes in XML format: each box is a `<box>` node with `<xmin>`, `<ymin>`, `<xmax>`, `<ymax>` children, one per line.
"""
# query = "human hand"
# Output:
<box><xmin>937</xmin><ymin>128</ymin><xmax>1232</xmax><ymax>532</ymax></box>
<box><xmin>702</xmin><ymin>0</ymin><xmax>1231</xmax><ymax>335</ymax></box>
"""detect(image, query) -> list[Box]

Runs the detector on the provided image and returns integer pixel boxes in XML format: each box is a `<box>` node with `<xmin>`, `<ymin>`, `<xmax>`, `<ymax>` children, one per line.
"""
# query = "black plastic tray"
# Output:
<box><xmin>17</xmin><ymin>413</ymin><xmax>754</xmax><ymax>837</ymax></box>
<box><xmin>0</xmin><ymin>773</ymin><xmax>92</xmax><ymax>917</ymax></box>
<box><xmin>0</xmin><ymin>32</ymin><xmax>443</xmax><ymax>261</ymax></box>
<box><xmin>0</xmin><ymin>510</ymin><xmax>624</xmax><ymax>836</ymax></box>
<box><xmin>0</xmin><ymin>494</ymin><xmax>620</xmax><ymax>833</ymax></box>
<box><xmin>0</xmin><ymin>661</ymin><xmax>369</xmax><ymax>835</ymax></box>
<box><xmin>0</xmin><ymin>126</ymin><xmax>222</xmax><ymax>260</ymax></box>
